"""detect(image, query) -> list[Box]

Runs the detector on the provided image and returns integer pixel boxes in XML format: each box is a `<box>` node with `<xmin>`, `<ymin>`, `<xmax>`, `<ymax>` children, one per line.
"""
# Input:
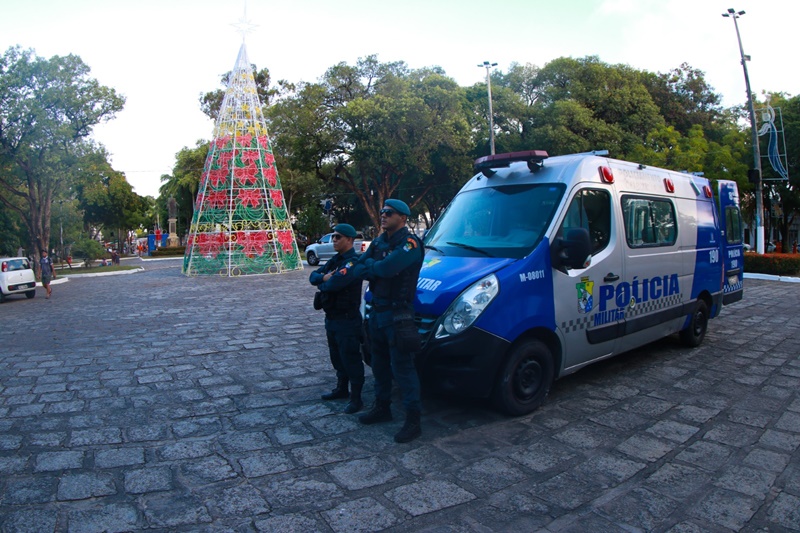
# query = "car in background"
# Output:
<box><xmin>743</xmin><ymin>242</ymin><xmax>776</xmax><ymax>252</ymax></box>
<box><xmin>0</xmin><ymin>256</ymin><xmax>36</xmax><ymax>303</ymax></box>
<box><xmin>305</xmin><ymin>232</ymin><xmax>366</xmax><ymax>266</ymax></box>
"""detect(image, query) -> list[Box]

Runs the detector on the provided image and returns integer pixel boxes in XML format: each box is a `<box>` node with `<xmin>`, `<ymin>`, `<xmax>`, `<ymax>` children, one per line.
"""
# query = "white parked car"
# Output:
<box><xmin>305</xmin><ymin>232</ymin><xmax>366</xmax><ymax>266</ymax></box>
<box><xmin>0</xmin><ymin>256</ymin><xmax>37</xmax><ymax>303</ymax></box>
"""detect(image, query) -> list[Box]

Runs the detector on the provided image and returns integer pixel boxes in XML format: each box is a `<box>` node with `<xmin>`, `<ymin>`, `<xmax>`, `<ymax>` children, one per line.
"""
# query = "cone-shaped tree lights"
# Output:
<box><xmin>183</xmin><ymin>43</ymin><xmax>302</xmax><ymax>276</ymax></box>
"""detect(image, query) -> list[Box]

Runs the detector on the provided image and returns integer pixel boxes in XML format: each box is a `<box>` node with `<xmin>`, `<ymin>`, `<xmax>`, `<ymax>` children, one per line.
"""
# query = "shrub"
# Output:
<box><xmin>150</xmin><ymin>247</ymin><xmax>186</xmax><ymax>257</ymax></box>
<box><xmin>744</xmin><ymin>253</ymin><xmax>800</xmax><ymax>276</ymax></box>
<box><xmin>71</xmin><ymin>238</ymin><xmax>105</xmax><ymax>267</ymax></box>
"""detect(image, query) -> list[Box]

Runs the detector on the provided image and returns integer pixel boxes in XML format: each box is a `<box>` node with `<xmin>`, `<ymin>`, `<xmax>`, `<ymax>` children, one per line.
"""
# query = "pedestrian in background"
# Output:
<box><xmin>355</xmin><ymin>199</ymin><xmax>425</xmax><ymax>443</ymax></box>
<box><xmin>39</xmin><ymin>250</ymin><xmax>56</xmax><ymax>299</ymax></box>
<box><xmin>309</xmin><ymin>223</ymin><xmax>365</xmax><ymax>414</ymax></box>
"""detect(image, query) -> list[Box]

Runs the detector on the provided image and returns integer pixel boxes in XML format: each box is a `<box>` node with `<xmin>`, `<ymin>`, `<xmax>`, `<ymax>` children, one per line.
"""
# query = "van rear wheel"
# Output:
<box><xmin>680</xmin><ymin>299</ymin><xmax>708</xmax><ymax>347</ymax></box>
<box><xmin>492</xmin><ymin>339</ymin><xmax>554</xmax><ymax>416</ymax></box>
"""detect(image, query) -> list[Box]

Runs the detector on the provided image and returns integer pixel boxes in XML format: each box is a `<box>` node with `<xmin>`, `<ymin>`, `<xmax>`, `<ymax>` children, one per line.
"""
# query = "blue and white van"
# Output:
<box><xmin>414</xmin><ymin>150</ymin><xmax>744</xmax><ymax>415</ymax></box>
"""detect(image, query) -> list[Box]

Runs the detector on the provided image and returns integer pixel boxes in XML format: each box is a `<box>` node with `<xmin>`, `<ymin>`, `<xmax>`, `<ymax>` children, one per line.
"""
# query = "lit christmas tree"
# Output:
<box><xmin>183</xmin><ymin>41</ymin><xmax>302</xmax><ymax>276</ymax></box>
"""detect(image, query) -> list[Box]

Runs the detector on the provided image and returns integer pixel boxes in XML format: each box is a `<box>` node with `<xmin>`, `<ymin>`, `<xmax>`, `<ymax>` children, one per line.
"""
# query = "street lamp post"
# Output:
<box><xmin>723</xmin><ymin>8</ymin><xmax>764</xmax><ymax>254</ymax></box>
<box><xmin>478</xmin><ymin>61</ymin><xmax>498</xmax><ymax>155</ymax></box>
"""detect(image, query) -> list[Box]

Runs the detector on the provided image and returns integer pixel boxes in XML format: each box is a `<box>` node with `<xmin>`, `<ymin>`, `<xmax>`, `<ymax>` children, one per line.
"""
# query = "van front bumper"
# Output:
<box><xmin>419</xmin><ymin>327</ymin><xmax>511</xmax><ymax>399</ymax></box>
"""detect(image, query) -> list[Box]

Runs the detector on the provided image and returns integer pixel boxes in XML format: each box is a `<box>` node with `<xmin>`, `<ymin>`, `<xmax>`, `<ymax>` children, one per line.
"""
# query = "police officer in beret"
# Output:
<box><xmin>309</xmin><ymin>223</ymin><xmax>365</xmax><ymax>414</ymax></box>
<box><xmin>355</xmin><ymin>199</ymin><xmax>425</xmax><ymax>443</ymax></box>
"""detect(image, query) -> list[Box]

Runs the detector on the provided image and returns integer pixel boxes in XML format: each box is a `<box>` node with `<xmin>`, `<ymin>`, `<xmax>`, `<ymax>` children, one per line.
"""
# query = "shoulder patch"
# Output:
<box><xmin>403</xmin><ymin>237</ymin><xmax>418</xmax><ymax>252</ymax></box>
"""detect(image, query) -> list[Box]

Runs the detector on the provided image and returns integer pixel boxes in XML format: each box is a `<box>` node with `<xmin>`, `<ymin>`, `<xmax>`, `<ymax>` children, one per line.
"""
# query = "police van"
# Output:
<box><xmin>414</xmin><ymin>150</ymin><xmax>744</xmax><ymax>415</ymax></box>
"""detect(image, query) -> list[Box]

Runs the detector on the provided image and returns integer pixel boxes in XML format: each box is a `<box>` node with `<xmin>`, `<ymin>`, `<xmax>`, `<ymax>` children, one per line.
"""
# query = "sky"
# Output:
<box><xmin>2</xmin><ymin>0</ymin><xmax>797</xmax><ymax>198</ymax></box>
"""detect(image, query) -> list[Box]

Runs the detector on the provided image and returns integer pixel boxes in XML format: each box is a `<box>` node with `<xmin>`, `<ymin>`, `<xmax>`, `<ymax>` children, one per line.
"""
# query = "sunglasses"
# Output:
<box><xmin>331</xmin><ymin>234</ymin><xmax>346</xmax><ymax>240</ymax></box>
<box><xmin>380</xmin><ymin>208</ymin><xmax>398</xmax><ymax>217</ymax></box>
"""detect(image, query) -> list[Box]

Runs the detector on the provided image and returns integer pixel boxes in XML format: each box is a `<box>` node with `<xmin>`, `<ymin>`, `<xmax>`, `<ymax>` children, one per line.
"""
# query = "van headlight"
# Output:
<box><xmin>435</xmin><ymin>274</ymin><xmax>499</xmax><ymax>339</ymax></box>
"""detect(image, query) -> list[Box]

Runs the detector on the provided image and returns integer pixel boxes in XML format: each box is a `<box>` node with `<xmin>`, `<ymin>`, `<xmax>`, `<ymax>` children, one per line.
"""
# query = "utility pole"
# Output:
<box><xmin>723</xmin><ymin>8</ymin><xmax>764</xmax><ymax>254</ymax></box>
<box><xmin>478</xmin><ymin>61</ymin><xmax>498</xmax><ymax>155</ymax></box>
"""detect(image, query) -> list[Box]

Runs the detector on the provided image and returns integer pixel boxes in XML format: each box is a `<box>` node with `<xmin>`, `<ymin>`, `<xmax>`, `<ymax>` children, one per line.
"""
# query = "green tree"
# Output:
<box><xmin>269</xmin><ymin>57</ymin><xmax>472</xmax><ymax>229</ymax></box>
<box><xmin>0</xmin><ymin>46</ymin><xmax>125</xmax><ymax>271</ymax></box>
<box><xmin>159</xmin><ymin>141</ymin><xmax>208</xmax><ymax>239</ymax></box>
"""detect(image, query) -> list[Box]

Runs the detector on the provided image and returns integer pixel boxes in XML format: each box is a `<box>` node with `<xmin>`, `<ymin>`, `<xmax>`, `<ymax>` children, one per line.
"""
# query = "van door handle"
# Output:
<box><xmin>604</xmin><ymin>273</ymin><xmax>619</xmax><ymax>282</ymax></box>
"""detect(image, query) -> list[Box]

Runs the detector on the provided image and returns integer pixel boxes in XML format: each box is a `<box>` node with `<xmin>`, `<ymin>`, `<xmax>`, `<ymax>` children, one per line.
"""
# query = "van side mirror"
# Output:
<box><xmin>552</xmin><ymin>228</ymin><xmax>592</xmax><ymax>272</ymax></box>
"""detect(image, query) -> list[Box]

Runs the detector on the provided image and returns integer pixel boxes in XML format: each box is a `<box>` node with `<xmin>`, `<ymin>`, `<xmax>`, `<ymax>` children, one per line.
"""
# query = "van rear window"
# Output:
<box><xmin>622</xmin><ymin>196</ymin><xmax>677</xmax><ymax>248</ymax></box>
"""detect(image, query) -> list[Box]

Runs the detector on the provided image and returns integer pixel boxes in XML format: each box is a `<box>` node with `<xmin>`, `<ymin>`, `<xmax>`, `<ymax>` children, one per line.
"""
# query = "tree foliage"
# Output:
<box><xmin>269</xmin><ymin>56</ymin><xmax>473</xmax><ymax>229</ymax></box>
<box><xmin>0</xmin><ymin>46</ymin><xmax>125</xmax><ymax>267</ymax></box>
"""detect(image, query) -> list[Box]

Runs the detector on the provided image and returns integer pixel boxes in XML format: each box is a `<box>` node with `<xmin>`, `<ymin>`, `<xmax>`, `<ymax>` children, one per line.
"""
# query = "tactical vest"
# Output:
<box><xmin>322</xmin><ymin>252</ymin><xmax>362</xmax><ymax>319</ymax></box>
<box><xmin>370</xmin><ymin>228</ymin><xmax>423</xmax><ymax>310</ymax></box>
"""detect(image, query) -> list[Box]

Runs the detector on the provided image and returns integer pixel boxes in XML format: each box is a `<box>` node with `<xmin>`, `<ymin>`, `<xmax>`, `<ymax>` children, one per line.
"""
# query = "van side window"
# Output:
<box><xmin>725</xmin><ymin>206</ymin><xmax>743</xmax><ymax>244</ymax></box>
<box><xmin>561</xmin><ymin>189</ymin><xmax>611</xmax><ymax>255</ymax></box>
<box><xmin>622</xmin><ymin>196</ymin><xmax>677</xmax><ymax>248</ymax></box>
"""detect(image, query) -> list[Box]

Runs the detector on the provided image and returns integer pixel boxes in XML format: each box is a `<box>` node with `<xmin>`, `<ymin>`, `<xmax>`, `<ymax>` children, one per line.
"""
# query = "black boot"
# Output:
<box><xmin>394</xmin><ymin>409</ymin><xmax>422</xmax><ymax>443</ymax></box>
<box><xmin>321</xmin><ymin>377</ymin><xmax>349</xmax><ymax>400</ymax></box>
<box><xmin>344</xmin><ymin>383</ymin><xmax>363</xmax><ymax>414</ymax></box>
<box><xmin>358</xmin><ymin>401</ymin><xmax>392</xmax><ymax>425</ymax></box>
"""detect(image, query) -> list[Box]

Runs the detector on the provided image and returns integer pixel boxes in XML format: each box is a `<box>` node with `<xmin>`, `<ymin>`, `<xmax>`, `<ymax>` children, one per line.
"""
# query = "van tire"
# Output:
<box><xmin>26</xmin><ymin>290</ymin><xmax>35</xmax><ymax>299</ymax></box>
<box><xmin>306</xmin><ymin>251</ymin><xmax>319</xmax><ymax>266</ymax></box>
<box><xmin>492</xmin><ymin>339</ymin><xmax>554</xmax><ymax>416</ymax></box>
<box><xmin>680</xmin><ymin>300</ymin><xmax>708</xmax><ymax>347</ymax></box>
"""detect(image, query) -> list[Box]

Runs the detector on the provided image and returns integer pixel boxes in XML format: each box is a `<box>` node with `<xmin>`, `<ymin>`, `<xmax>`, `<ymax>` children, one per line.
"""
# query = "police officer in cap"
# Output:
<box><xmin>309</xmin><ymin>223</ymin><xmax>365</xmax><ymax>414</ymax></box>
<box><xmin>355</xmin><ymin>199</ymin><xmax>425</xmax><ymax>443</ymax></box>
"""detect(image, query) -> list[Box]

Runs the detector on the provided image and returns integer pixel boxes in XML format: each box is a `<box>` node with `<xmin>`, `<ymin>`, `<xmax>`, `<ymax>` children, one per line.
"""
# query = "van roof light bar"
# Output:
<box><xmin>474</xmin><ymin>150</ymin><xmax>549</xmax><ymax>177</ymax></box>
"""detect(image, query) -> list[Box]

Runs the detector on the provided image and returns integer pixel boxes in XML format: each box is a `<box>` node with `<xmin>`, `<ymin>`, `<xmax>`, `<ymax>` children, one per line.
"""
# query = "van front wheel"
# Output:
<box><xmin>680</xmin><ymin>299</ymin><xmax>708</xmax><ymax>347</ymax></box>
<box><xmin>492</xmin><ymin>339</ymin><xmax>554</xmax><ymax>416</ymax></box>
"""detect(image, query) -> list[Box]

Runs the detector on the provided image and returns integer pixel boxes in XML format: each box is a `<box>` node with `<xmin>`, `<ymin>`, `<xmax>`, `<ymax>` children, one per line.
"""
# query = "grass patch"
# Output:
<box><xmin>59</xmin><ymin>265</ymin><xmax>141</xmax><ymax>275</ymax></box>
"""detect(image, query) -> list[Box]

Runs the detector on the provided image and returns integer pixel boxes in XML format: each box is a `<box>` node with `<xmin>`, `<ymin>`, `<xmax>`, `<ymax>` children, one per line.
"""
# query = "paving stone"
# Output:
<box><xmin>509</xmin><ymin>440</ymin><xmax>579</xmax><ymax>472</ymax></box>
<box><xmin>34</xmin><ymin>450</ymin><xmax>84</xmax><ymax>471</ymax></box>
<box><xmin>219</xmin><ymin>431</ymin><xmax>273</xmax><ymax>453</ymax></box>
<box><xmin>254</xmin><ymin>513</ymin><xmax>326</xmax><ymax>532</ymax></box>
<box><xmin>759</xmin><ymin>429</ymin><xmax>800</xmax><ymax>452</ymax></box>
<box><xmin>142</xmin><ymin>493</ymin><xmax>212</xmax><ymax>528</ymax></box>
<box><xmin>124</xmin><ymin>466</ymin><xmax>173</xmax><ymax>493</ymax></box>
<box><xmin>689</xmin><ymin>488</ymin><xmax>760</xmax><ymax>531</ymax></box>
<box><xmin>69</xmin><ymin>428</ymin><xmax>123</xmax><ymax>446</ymax></box>
<box><xmin>256</xmin><ymin>473</ymin><xmax>343</xmax><ymax>510</ymax></box>
<box><xmin>766</xmin><ymin>492</ymin><xmax>800</xmax><ymax>530</ymax></box>
<box><xmin>203</xmin><ymin>483</ymin><xmax>271</xmax><ymax>518</ymax></box>
<box><xmin>238</xmin><ymin>451</ymin><xmax>295</xmax><ymax>478</ymax></box>
<box><xmin>532</xmin><ymin>472</ymin><xmax>604</xmax><ymax>510</ymax></box>
<box><xmin>157</xmin><ymin>439</ymin><xmax>215</xmax><ymax>460</ymax></box>
<box><xmin>321</xmin><ymin>497</ymin><xmax>400</xmax><ymax>533</ymax></box>
<box><xmin>742</xmin><ymin>447</ymin><xmax>791</xmax><ymax>473</ymax></box>
<box><xmin>94</xmin><ymin>447</ymin><xmax>145</xmax><ymax>468</ymax></box>
<box><xmin>573</xmin><ymin>453</ymin><xmax>646</xmax><ymax>487</ymax></box>
<box><xmin>0</xmin><ymin>434</ymin><xmax>23</xmax><ymax>450</ymax></box>
<box><xmin>674</xmin><ymin>440</ymin><xmax>733</xmax><ymax>470</ymax></box>
<box><xmin>645</xmin><ymin>463</ymin><xmax>712</xmax><ymax>500</ymax></box>
<box><xmin>327</xmin><ymin>456</ymin><xmax>399</xmax><ymax>490</ymax></box>
<box><xmin>599</xmin><ymin>487</ymin><xmax>678</xmax><ymax>531</ymax></box>
<box><xmin>713</xmin><ymin>465</ymin><xmax>777</xmax><ymax>498</ymax></box>
<box><xmin>1</xmin><ymin>476</ymin><xmax>58</xmax><ymax>504</ymax></box>
<box><xmin>385</xmin><ymin>479</ymin><xmax>476</xmax><ymax>516</ymax></box>
<box><xmin>292</xmin><ymin>439</ymin><xmax>353</xmax><ymax>467</ymax></box>
<box><xmin>455</xmin><ymin>457</ymin><xmax>527</xmax><ymax>492</ymax></box>
<box><xmin>57</xmin><ymin>471</ymin><xmax>116</xmax><ymax>500</ymax></box>
<box><xmin>775</xmin><ymin>411</ymin><xmax>800</xmax><ymax>433</ymax></box>
<box><xmin>0</xmin><ymin>455</ymin><xmax>28</xmax><ymax>475</ymax></box>
<box><xmin>616</xmin><ymin>434</ymin><xmax>675</xmax><ymax>462</ymax></box>
<box><xmin>0</xmin><ymin>508</ymin><xmax>58</xmax><ymax>533</ymax></box>
<box><xmin>645</xmin><ymin>420</ymin><xmax>700</xmax><ymax>443</ymax></box>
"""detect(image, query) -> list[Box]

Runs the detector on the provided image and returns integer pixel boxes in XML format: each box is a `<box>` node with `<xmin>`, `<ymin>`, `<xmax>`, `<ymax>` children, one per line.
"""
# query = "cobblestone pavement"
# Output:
<box><xmin>1</xmin><ymin>258</ymin><xmax>799</xmax><ymax>532</ymax></box>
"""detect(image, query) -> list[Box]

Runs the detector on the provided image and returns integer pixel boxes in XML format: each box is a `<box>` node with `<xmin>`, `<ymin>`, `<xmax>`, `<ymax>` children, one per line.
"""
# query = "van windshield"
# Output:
<box><xmin>425</xmin><ymin>183</ymin><xmax>565</xmax><ymax>259</ymax></box>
